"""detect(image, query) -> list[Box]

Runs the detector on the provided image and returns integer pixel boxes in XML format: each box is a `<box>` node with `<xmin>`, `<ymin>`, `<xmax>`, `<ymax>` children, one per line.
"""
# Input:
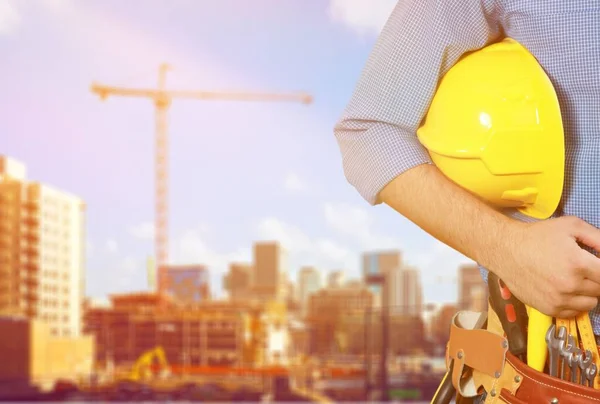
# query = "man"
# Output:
<box><xmin>334</xmin><ymin>1</ymin><xmax>600</xmax><ymax>333</ymax></box>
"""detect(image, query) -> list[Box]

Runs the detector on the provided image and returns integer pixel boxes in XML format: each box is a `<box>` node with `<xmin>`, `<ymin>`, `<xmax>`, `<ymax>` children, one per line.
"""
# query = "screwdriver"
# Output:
<box><xmin>487</xmin><ymin>271</ymin><xmax>528</xmax><ymax>361</ymax></box>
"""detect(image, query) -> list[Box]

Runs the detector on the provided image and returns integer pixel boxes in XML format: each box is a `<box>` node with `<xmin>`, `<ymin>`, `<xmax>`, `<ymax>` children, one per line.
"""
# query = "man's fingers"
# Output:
<box><xmin>572</xmin><ymin>217</ymin><xmax>600</xmax><ymax>252</ymax></box>
<box><xmin>577</xmin><ymin>250</ymin><xmax>600</xmax><ymax>284</ymax></box>
<box><xmin>575</xmin><ymin>279</ymin><xmax>600</xmax><ymax>297</ymax></box>
<box><xmin>561</xmin><ymin>295</ymin><xmax>599</xmax><ymax>314</ymax></box>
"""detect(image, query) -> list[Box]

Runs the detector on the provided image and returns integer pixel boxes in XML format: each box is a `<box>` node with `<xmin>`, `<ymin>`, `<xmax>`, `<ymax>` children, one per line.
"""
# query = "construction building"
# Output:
<box><xmin>251</xmin><ymin>242</ymin><xmax>288</xmax><ymax>302</ymax></box>
<box><xmin>223</xmin><ymin>263</ymin><xmax>252</xmax><ymax>301</ymax></box>
<box><xmin>307</xmin><ymin>286</ymin><xmax>373</xmax><ymax>356</ymax></box>
<box><xmin>387</xmin><ymin>265</ymin><xmax>423</xmax><ymax>317</ymax></box>
<box><xmin>158</xmin><ymin>264</ymin><xmax>210</xmax><ymax>303</ymax></box>
<box><xmin>0</xmin><ymin>156</ymin><xmax>86</xmax><ymax>338</ymax></box>
<box><xmin>362</xmin><ymin>250</ymin><xmax>402</xmax><ymax>307</ymax></box>
<box><xmin>297</xmin><ymin>266</ymin><xmax>321</xmax><ymax>317</ymax></box>
<box><xmin>83</xmin><ymin>292</ymin><xmax>288</xmax><ymax>371</ymax></box>
<box><xmin>0</xmin><ymin>315</ymin><xmax>94</xmax><ymax>395</ymax></box>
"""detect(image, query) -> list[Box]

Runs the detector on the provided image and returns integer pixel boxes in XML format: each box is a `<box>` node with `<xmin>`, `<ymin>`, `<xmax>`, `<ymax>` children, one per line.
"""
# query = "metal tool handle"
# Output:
<box><xmin>431</xmin><ymin>359</ymin><xmax>456</xmax><ymax>404</ymax></box>
<box><xmin>488</xmin><ymin>272</ymin><xmax>528</xmax><ymax>361</ymax></box>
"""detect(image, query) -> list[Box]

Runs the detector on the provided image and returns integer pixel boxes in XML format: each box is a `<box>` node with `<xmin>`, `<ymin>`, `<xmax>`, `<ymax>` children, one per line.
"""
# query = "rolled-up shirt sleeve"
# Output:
<box><xmin>333</xmin><ymin>0</ymin><xmax>503</xmax><ymax>205</ymax></box>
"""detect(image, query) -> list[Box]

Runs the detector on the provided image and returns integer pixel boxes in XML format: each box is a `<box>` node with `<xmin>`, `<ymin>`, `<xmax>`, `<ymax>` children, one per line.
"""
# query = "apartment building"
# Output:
<box><xmin>0</xmin><ymin>156</ymin><xmax>85</xmax><ymax>337</ymax></box>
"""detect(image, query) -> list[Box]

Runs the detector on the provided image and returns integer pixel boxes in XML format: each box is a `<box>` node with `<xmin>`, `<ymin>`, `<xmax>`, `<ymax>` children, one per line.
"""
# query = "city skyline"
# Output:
<box><xmin>0</xmin><ymin>0</ymin><xmax>473</xmax><ymax>303</ymax></box>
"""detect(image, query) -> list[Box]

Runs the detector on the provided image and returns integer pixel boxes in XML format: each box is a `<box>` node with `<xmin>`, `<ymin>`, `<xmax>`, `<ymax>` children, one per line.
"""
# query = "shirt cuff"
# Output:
<box><xmin>336</xmin><ymin>122</ymin><xmax>433</xmax><ymax>205</ymax></box>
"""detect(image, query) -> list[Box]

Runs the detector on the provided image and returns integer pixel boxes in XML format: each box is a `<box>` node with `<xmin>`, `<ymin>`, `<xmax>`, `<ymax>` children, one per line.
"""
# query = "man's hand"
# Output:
<box><xmin>380</xmin><ymin>164</ymin><xmax>600</xmax><ymax>319</ymax></box>
<box><xmin>498</xmin><ymin>216</ymin><xmax>600</xmax><ymax>318</ymax></box>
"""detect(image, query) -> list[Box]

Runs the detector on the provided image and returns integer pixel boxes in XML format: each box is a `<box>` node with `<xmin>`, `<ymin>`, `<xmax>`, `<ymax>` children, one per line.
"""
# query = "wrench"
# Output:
<box><xmin>568</xmin><ymin>348</ymin><xmax>582</xmax><ymax>383</ymax></box>
<box><xmin>579</xmin><ymin>350</ymin><xmax>593</xmax><ymax>385</ymax></box>
<box><xmin>545</xmin><ymin>324</ymin><xmax>563</xmax><ymax>377</ymax></box>
<box><xmin>586</xmin><ymin>363</ymin><xmax>597</xmax><ymax>387</ymax></box>
<box><xmin>555</xmin><ymin>327</ymin><xmax>567</xmax><ymax>377</ymax></box>
<box><xmin>558</xmin><ymin>333</ymin><xmax>576</xmax><ymax>380</ymax></box>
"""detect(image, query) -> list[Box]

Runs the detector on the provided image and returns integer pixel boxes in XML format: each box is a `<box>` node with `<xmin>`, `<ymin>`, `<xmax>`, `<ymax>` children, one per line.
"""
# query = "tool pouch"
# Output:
<box><xmin>446</xmin><ymin>301</ymin><xmax>600</xmax><ymax>403</ymax></box>
<box><xmin>499</xmin><ymin>350</ymin><xmax>600</xmax><ymax>403</ymax></box>
<box><xmin>445</xmin><ymin>309</ymin><xmax>517</xmax><ymax>400</ymax></box>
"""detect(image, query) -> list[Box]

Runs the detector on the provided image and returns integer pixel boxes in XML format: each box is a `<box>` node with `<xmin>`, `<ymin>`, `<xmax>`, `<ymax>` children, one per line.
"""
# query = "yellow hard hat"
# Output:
<box><xmin>417</xmin><ymin>38</ymin><xmax>564</xmax><ymax>220</ymax></box>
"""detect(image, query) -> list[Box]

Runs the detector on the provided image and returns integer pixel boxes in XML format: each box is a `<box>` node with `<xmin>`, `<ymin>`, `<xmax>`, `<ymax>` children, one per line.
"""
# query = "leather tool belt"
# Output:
<box><xmin>446</xmin><ymin>304</ymin><xmax>600</xmax><ymax>403</ymax></box>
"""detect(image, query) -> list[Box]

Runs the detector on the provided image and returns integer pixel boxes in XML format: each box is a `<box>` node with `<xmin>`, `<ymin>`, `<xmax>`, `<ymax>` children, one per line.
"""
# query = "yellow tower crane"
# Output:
<box><xmin>91</xmin><ymin>63</ymin><xmax>313</xmax><ymax>290</ymax></box>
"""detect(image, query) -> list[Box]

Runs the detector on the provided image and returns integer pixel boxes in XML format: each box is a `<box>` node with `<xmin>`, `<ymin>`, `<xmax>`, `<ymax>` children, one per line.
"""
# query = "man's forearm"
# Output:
<box><xmin>379</xmin><ymin>163</ymin><xmax>525</xmax><ymax>274</ymax></box>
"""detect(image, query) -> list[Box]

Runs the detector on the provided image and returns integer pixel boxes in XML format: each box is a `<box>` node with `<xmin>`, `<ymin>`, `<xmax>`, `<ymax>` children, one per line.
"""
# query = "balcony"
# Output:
<box><xmin>22</xmin><ymin>245</ymin><xmax>39</xmax><ymax>258</ymax></box>
<box><xmin>23</xmin><ymin>200</ymin><xmax>40</xmax><ymax>212</ymax></box>
<box><xmin>22</xmin><ymin>214</ymin><xmax>39</xmax><ymax>226</ymax></box>
<box><xmin>24</xmin><ymin>275</ymin><xmax>39</xmax><ymax>288</ymax></box>
<box><xmin>23</xmin><ymin>258</ymin><xmax>40</xmax><ymax>271</ymax></box>
<box><xmin>22</xmin><ymin>229</ymin><xmax>40</xmax><ymax>242</ymax></box>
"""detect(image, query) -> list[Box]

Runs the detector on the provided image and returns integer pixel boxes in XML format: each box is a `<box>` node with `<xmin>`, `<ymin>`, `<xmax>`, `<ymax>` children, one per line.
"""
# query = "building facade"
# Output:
<box><xmin>223</xmin><ymin>263</ymin><xmax>252</xmax><ymax>301</ymax></box>
<box><xmin>252</xmin><ymin>242</ymin><xmax>288</xmax><ymax>301</ymax></box>
<box><xmin>83</xmin><ymin>292</ymin><xmax>263</xmax><ymax>369</ymax></box>
<box><xmin>362</xmin><ymin>250</ymin><xmax>402</xmax><ymax>307</ymax></box>
<box><xmin>158</xmin><ymin>264</ymin><xmax>210</xmax><ymax>304</ymax></box>
<box><xmin>298</xmin><ymin>266</ymin><xmax>321</xmax><ymax>316</ymax></box>
<box><xmin>0</xmin><ymin>156</ymin><xmax>86</xmax><ymax>337</ymax></box>
<box><xmin>388</xmin><ymin>265</ymin><xmax>423</xmax><ymax>316</ymax></box>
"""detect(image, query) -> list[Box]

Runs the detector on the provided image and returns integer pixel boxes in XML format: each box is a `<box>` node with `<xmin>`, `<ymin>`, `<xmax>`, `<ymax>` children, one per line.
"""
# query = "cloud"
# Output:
<box><xmin>116</xmin><ymin>255</ymin><xmax>142</xmax><ymax>287</ymax></box>
<box><xmin>323</xmin><ymin>202</ymin><xmax>404</xmax><ymax>250</ymax></box>
<box><xmin>283</xmin><ymin>172</ymin><xmax>309</xmax><ymax>194</ymax></box>
<box><xmin>105</xmin><ymin>238</ymin><xmax>118</xmax><ymax>254</ymax></box>
<box><xmin>0</xmin><ymin>0</ymin><xmax>21</xmax><ymax>36</ymax></box>
<box><xmin>86</xmin><ymin>240</ymin><xmax>94</xmax><ymax>257</ymax></box>
<box><xmin>256</xmin><ymin>217</ymin><xmax>356</xmax><ymax>278</ymax></box>
<box><xmin>328</xmin><ymin>0</ymin><xmax>397</xmax><ymax>37</ymax></box>
<box><xmin>128</xmin><ymin>222</ymin><xmax>155</xmax><ymax>240</ymax></box>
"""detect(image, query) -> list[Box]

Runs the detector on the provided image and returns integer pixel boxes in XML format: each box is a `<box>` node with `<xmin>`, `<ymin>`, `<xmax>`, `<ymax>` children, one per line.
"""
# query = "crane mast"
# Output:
<box><xmin>91</xmin><ymin>64</ymin><xmax>312</xmax><ymax>291</ymax></box>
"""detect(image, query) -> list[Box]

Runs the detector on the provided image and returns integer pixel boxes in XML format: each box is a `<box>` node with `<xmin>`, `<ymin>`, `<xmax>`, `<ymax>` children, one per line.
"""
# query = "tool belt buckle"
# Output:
<box><xmin>446</xmin><ymin>310</ymin><xmax>511</xmax><ymax>398</ymax></box>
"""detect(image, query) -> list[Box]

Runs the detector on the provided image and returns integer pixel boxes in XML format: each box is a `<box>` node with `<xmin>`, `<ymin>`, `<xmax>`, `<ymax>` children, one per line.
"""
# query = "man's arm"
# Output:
<box><xmin>334</xmin><ymin>0</ymin><xmax>600</xmax><ymax>316</ymax></box>
<box><xmin>334</xmin><ymin>0</ymin><xmax>508</xmax><ymax>268</ymax></box>
<box><xmin>379</xmin><ymin>164</ymin><xmax>518</xmax><ymax>275</ymax></box>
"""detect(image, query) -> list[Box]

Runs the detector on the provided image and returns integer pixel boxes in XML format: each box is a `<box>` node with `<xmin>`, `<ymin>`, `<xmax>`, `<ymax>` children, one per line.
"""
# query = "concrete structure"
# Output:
<box><xmin>458</xmin><ymin>264</ymin><xmax>488</xmax><ymax>311</ymax></box>
<box><xmin>362</xmin><ymin>250</ymin><xmax>402</xmax><ymax>306</ymax></box>
<box><xmin>223</xmin><ymin>263</ymin><xmax>252</xmax><ymax>301</ymax></box>
<box><xmin>307</xmin><ymin>286</ymin><xmax>373</xmax><ymax>355</ymax></box>
<box><xmin>0</xmin><ymin>156</ymin><xmax>86</xmax><ymax>338</ymax></box>
<box><xmin>83</xmin><ymin>292</ymin><xmax>271</xmax><ymax>369</ymax></box>
<box><xmin>158</xmin><ymin>264</ymin><xmax>210</xmax><ymax>303</ymax></box>
<box><xmin>297</xmin><ymin>267</ymin><xmax>321</xmax><ymax>316</ymax></box>
<box><xmin>388</xmin><ymin>265</ymin><xmax>423</xmax><ymax>316</ymax></box>
<box><xmin>0</xmin><ymin>316</ymin><xmax>94</xmax><ymax>394</ymax></box>
<box><xmin>252</xmin><ymin>242</ymin><xmax>288</xmax><ymax>301</ymax></box>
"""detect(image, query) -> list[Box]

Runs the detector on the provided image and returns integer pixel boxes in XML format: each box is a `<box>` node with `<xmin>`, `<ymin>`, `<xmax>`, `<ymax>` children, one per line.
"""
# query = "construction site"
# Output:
<box><xmin>0</xmin><ymin>64</ymin><xmax>340</xmax><ymax>402</ymax></box>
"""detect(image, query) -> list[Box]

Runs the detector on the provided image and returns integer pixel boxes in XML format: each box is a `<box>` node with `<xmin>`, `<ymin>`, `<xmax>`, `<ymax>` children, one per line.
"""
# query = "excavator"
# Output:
<box><xmin>122</xmin><ymin>346</ymin><xmax>171</xmax><ymax>382</ymax></box>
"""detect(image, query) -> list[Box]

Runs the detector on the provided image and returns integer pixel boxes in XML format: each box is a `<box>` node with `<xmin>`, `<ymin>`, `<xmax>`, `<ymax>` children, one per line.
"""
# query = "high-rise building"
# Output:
<box><xmin>0</xmin><ymin>156</ymin><xmax>86</xmax><ymax>337</ymax></box>
<box><xmin>362</xmin><ymin>250</ymin><xmax>402</xmax><ymax>306</ymax></box>
<box><xmin>327</xmin><ymin>270</ymin><xmax>345</xmax><ymax>289</ymax></box>
<box><xmin>388</xmin><ymin>265</ymin><xmax>423</xmax><ymax>316</ymax></box>
<box><xmin>252</xmin><ymin>242</ymin><xmax>287</xmax><ymax>301</ymax></box>
<box><xmin>223</xmin><ymin>263</ymin><xmax>252</xmax><ymax>301</ymax></box>
<box><xmin>298</xmin><ymin>266</ymin><xmax>321</xmax><ymax>315</ymax></box>
<box><xmin>158</xmin><ymin>264</ymin><xmax>210</xmax><ymax>303</ymax></box>
<box><xmin>458</xmin><ymin>264</ymin><xmax>487</xmax><ymax>311</ymax></box>
<box><xmin>307</xmin><ymin>286</ymin><xmax>373</xmax><ymax>355</ymax></box>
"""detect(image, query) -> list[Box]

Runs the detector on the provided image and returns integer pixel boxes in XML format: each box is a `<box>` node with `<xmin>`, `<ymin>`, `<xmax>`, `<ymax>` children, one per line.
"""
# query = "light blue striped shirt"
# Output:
<box><xmin>334</xmin><ymin>1</ymin><xmax>600</xmax><ymax>332</ymax></box>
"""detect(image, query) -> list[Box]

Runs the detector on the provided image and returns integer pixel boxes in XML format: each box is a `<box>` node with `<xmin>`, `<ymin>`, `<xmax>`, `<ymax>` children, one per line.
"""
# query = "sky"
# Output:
<box><xmin>0</xmin><ymin>0</ymin><xmax>473</xmax><ymax>304</ymax></box>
